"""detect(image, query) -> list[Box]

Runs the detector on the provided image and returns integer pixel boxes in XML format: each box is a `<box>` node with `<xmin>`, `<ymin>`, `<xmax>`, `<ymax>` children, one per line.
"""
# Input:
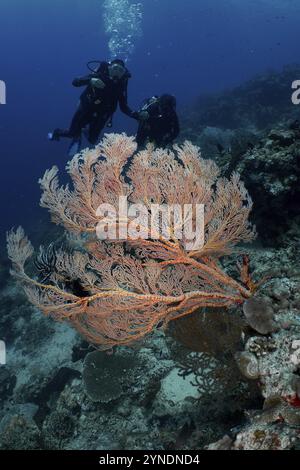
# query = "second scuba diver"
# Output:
<box><xmin>136</xmin><ymin>94</ymin><xmax>180</xmax><ymax>148</ymax></box>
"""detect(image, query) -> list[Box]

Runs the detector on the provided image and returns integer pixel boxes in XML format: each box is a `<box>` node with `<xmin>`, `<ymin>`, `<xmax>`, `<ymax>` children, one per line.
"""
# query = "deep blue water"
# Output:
<box><xmin>1</xmin><ymin>0</ymin><xmax>300</xmax><ymax>244</ymax></box>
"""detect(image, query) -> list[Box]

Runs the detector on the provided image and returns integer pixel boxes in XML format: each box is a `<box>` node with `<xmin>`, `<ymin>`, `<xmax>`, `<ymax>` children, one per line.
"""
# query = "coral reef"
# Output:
<box><xmin>180</xmin><ymin>66</ymin><xmax>300</xmax><ymax>244</ymax></box>
<box><xmin>1</xmin><ymin>68</ymin><xmax>300</xmax><ymax>451</ymax></box>
<box><xmin>1</xmin><ymin>226</ymin><xmax>300</xmax><ymax>450</ymax></box>
<box><xmin>183</xmin><ymin>124</ymin><xmax>300</xmax><ymax>244</ymax></box>
<box><xmin>7</xmin><ymin>134</ymin><xmax>255</xmax><ymax>350</ymax></box>
<box><xmin>242</xmin><ymin>297</ymin><xmax>277</xmax><ymax>335</ymax></box>
<box><xmin>83</xmin><ymin>350</ymin><xmax>140</xmax><ymax>403</ymax></box>
<box><xmin>233</xmin><ymin>126</ymin><xmax>300</xmax><ymax>241</ymax></box>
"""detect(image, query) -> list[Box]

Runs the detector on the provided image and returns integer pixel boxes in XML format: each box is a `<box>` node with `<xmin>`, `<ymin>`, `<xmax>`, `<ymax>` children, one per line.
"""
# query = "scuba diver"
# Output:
<box><xmin>136</xmin><ymin>94</ymin><xmax>180</xmax><ymax>147</ymax></box>
<box><xmin>48</xmin><ymin>59</ymin><xmax>138</xmax><ymax>156</ymax></box>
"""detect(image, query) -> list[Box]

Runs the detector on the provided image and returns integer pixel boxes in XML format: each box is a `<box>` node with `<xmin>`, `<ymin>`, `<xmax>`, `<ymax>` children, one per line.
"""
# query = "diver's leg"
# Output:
<box><xmin>66</xmin><ymin>108</ymin><xmax>86</xmax><ymax>156</ymax></box>
<box><xmin>136</xmin><ymin>123</ymin><xmax>148</xmax><ymax>147</ymax></box>
<box><xmin>68</xmin><ymin>103</ymin><xmax>90</xmax><ymax>139</ymax></box>
<box><xmin>88</xmin><ymin>112</ymin><xmax>110</xmax><ymax>145</ymax></box>
<box><xmin>68</xmin><ymin>104</ymin><xmax>94</xmax><ymax>156</ymax></box>
<box><xmin>49</xmin><ymin>102</ymin><xmax>89</xmax><ymax>142</ymax></box>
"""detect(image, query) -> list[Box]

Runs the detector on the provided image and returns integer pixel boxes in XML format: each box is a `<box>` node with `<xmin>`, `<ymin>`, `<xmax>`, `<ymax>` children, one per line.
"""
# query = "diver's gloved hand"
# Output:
<box><xmin>131</xmin><ymin>111</ymin><xmax>140</xmax><ymax>120</ymax></box>
<box><xmin>90</xmin><ymin>78</ymin><xmax>106</xmax><ymax>89</ymax></box>
<box><xmin>138</xmin><ymin>110</ymin><xmax>150</xmax><ymax>121</ymax></box>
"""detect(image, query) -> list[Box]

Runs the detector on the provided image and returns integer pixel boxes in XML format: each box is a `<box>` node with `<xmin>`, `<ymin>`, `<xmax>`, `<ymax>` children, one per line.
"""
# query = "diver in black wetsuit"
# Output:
<box><xmin>48</xmin><ymin>59</ymin><xmax>138</xmax><ymax>156</ymax></box>
<box><xmin>136</xmin><ymin>94</ymin><xmax>180</xmax><ymax>148</ymax></box>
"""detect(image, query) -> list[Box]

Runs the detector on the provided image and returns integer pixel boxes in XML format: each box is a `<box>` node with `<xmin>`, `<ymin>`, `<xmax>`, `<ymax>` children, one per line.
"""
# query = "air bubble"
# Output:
<box><xmin>103</xmin><ymin>1</ymin><xmax>143</xmax><ymax>61</ymax></box>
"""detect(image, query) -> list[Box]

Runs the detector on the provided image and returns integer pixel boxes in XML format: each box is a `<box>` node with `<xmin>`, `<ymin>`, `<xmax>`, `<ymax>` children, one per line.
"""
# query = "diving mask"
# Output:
<box><xmin>108</xmin><ymin>63</ymin><xmax>127</xmax><ymax>81</ymax></box>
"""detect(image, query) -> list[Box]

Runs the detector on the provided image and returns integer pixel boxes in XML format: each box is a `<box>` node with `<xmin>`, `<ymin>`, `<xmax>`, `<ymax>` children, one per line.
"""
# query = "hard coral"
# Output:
<box><xmin>7</xmin><ymin>134</ymin><xmax>255</xmax><ymax>350</ymax></box>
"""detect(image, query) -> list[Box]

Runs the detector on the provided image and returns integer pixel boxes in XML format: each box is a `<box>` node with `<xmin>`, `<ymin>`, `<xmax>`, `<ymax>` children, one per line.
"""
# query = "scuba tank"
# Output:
<box><xmin>140</xmin><ymin>96</ymin><xmax>160</xmax><ymax>113</ymax></box>
<box><xmin>139</xmin><ymin>96</ymin><xmax>163</xmax><ymax>120</ymax></box>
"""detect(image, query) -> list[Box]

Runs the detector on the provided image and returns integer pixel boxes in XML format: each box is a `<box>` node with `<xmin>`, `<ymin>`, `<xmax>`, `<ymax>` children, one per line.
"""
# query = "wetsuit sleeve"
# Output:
<box><xmin>72</xmin><ymin>74</ymin><xmax>94</xmax><ymax>87</ymax></box>
<box><xmin>118</xmin><ymin>80</ymin><xmax>137</xmax><ymax>118</ymax></box>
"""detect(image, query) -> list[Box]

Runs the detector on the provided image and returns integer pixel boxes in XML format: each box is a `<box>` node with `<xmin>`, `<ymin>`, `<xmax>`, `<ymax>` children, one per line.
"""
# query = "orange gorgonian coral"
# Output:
<box><xmin>7</xmin><ymin>133</ymin><xmax>256</xmax><ymax>350</ymax></box>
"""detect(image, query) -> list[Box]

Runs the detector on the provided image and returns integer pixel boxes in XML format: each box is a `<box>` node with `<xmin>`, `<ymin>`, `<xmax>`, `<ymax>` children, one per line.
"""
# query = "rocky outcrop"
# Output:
<box><xmin>182</xmin><ymin>65</ymin><xmax>300</xmax><ymax>135</ymax></box>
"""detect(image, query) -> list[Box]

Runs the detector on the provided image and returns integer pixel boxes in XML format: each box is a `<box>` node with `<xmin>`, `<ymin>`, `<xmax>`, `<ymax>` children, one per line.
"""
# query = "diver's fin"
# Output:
<box><xmin>48</xmin><ymin>129</ymin><xmax>61</xmax><ymax>142</ymax></box>
<box><xmin>68</xmin><ymin>139</ymin><xmax>81</xmax><ymax>157</ymax></box>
